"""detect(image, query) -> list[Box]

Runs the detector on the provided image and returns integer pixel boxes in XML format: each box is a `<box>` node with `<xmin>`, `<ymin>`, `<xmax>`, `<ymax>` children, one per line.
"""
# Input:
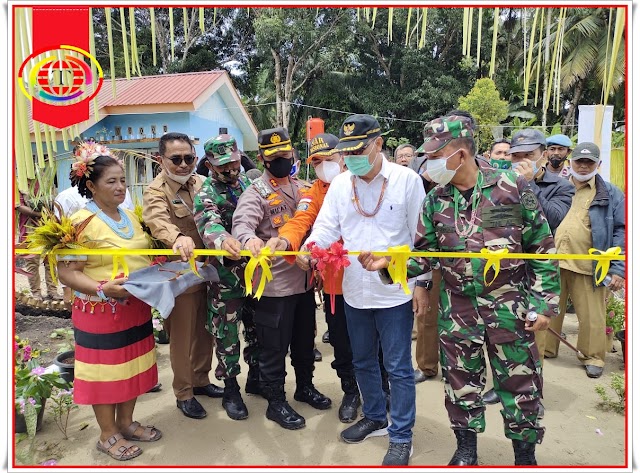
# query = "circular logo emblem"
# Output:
<box><xmin>18</xmin><ymin>45</ymin><xmax>103</xmax><ymax>105</ymax></box>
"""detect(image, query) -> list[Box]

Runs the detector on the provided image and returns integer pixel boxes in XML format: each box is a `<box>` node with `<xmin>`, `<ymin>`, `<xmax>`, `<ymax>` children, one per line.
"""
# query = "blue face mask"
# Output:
<box><xmin>344</xmin><ymin>147</ymin><xmax>380</xmax><ymax>177</ymax></box>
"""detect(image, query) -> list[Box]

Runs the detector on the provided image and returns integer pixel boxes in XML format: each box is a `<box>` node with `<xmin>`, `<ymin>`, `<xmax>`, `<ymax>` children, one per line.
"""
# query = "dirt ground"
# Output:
<box><xmin>12</xmin><ymin>273</ymin><xmax>628</xmax><ymax>467</ymax></box>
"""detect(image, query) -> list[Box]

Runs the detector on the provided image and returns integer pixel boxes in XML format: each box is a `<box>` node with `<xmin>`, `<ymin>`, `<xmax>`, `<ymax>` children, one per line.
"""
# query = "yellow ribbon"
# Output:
<box><xmin>110</xmin><ymin>254</ymin><xmax>130</xmax><ymax>280</ymax></box>
<box><xmin>589</xmin><ymin>247</ymin><xmax>622</xmax><ymax>285</ymax></box>
<box><xmin>189</xmin><ymin>256</ymin><xmax>203</xmax><ymax>279</ymax></box>
<box><xmin>244</xmin><ymin>247</ymin><xmax>274</xmax><ymax>300</ymax></box>
<box><xmin>480</xmin><ymin>248</ymin><xmax>509</xmax><ymax>286</ymax></box>
<box><xmin>387</xmin><ymin>245</ymin><xmax>412</xmax><ymax>295</ymax></box>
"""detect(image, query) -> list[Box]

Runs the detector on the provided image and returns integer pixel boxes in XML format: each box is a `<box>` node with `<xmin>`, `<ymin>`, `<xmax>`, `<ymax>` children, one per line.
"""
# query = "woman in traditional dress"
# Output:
<box><xmin>58</xmin><ymin>145</ymin><xmax>161</xmax><ymax>461</ymax></box>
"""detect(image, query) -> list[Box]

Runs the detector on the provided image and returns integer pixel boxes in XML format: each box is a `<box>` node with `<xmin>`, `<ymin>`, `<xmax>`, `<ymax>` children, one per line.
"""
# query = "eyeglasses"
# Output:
<box><xmin>165</xmin><ymin>154</ymin><xmax>196</xmax><ymax>166</ymax></box>
<box><xmin>396</xmin><ymin>154</ymin><xmax>414</xmax><ymax>160</ymax></box>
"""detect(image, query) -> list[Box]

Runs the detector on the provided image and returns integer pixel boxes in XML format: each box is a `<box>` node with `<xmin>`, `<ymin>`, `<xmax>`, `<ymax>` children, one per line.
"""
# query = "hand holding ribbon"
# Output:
<box><xmin>589</xmin><ymin>247</ymin><xmax>622</xmax><ymax>285</ymax></box>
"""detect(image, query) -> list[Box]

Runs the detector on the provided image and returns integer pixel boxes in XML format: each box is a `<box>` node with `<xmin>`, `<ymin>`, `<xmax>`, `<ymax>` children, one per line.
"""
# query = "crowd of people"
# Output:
<box><xmin>17</xmin><ymin>109</ymin><xmax>625</xmax><ymax>466</ymax></box>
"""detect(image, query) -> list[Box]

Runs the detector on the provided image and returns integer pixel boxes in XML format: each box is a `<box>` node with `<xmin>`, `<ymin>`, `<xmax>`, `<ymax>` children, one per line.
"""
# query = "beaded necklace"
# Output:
<box><xmin>351</xmin><ymin>175</ymin><xmax>388</xmax><ymax>218</ymax></box>
<box><xmin>86</xmin><ymin>200</ymin><xmax>134</xmax><ymax>240</ymax></box>
<box><xmin>453</xmin><ymin>171</ymin><xmax>483</xmax><ymax>238</ymax></box>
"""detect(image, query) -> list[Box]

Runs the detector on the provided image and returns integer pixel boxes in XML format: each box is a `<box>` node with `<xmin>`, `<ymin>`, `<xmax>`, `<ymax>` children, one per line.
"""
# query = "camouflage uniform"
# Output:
<box><xmin>408</xmin><ymin>162</ymin><xmax>560</xmax><ymax>444</ymax></box>
<box><xmin>193</xmin><ymin>158</ymin><xmax>259</xmax><ymax>381</ymax></box>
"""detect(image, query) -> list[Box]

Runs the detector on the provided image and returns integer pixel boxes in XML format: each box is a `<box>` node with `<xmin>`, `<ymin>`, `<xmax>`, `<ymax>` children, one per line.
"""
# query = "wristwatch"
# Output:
<box><xmin>416</xmin><ymin>279</ymin><xmax>433</xmax><ymax>290</ymax></box>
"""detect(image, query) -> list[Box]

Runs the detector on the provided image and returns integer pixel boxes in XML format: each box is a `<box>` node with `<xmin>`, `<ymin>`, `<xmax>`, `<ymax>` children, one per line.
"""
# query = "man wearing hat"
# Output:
<box><xmin>544</xmin><ymin>142</ymin><xmax>625</xmax><ymax>378</ymax></box>
<box><xmin>232</xmin><ymin>127</ymin><xmax>331</xmax><ymax>430</ymax></box>
<box><xmin>361</xmin><ymin>112</ymin><xmax>560</xmax><ymax>465</ymax></box>
<box><xmin>303</xmin><ymin>114</ymin><xmax>426</xmax><ymax>465</ymax></box>
<box><xmin>545</xmin><ymin>134</ymin><xmax>573</xmax><ymax>178</ymax></box>
<box><xmin>193</xmin><ymin>134</ymin><xmax>260</xmax><ymax>420</ymax></box>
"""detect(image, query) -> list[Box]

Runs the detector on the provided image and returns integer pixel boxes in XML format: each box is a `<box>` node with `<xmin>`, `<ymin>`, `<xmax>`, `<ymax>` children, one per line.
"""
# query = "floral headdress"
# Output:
<box><xmin>69</xmin><ymin>140</ymin><xmax>112</xmax><ymax>185</ymax></box>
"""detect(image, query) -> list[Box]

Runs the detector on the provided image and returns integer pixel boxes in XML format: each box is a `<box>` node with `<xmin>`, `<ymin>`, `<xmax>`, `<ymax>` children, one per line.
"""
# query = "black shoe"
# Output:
<box><xmin>340</xmin><ymin>417</ymin><xmax>388</xmax><ymax>444</ymax></box>
<box><xmin>382</xmin><ymin>441</ymin><xmax>413</xmax><ymax>466</ymax></box>
<box><xmin>513</xmin><ymin>439</ymin><xmax>537</xmax><ymax>465</ymax></box>
<box><xmin>193</xmin><ymin>383</ymin><xmax>224</xmax><ymax>398</ymax></box>
<box><xmin>245</xmin><ymin>365</ymin><xmax>261</xmax><ymax>395</ymax></box>
<box><xmin>322</xmin><ymin>330</ymin><xmax>330</xmax><ymax>343</ymax></box>
<box><xmin>585</xmin><ymin>365</ymin><xmax>604</xmax><ymax>378</ymax></box>
<box><xmin>448</xmin><ymin>429</ymin><xmax>478</xmax><ymax>466</ymax></box>
<box><xmin>314</xmin><ymin>348</ymin><xmax>323</xmax><ymax>362</ymax></box>
<box><xmin>176</xmin><ymin>397</ymin><xmax>207</xmax><ymax>419</ymax></box>
<box><xmin>414</xmin><ymin>368</ymin><xmax>435</xmax><ymax>384</ymax></box>
<box><xmin>266</xmin><ymin>401</ymin><xmax>306</xmax><ymax>430</ymax></box>
<box><xmin>223</xmin><ymin>378</ymin><xmax>249</xmax><ymax>420</ymax></box>
<box><xmin>339</xmin><ymin>392</ymin><xmax>361</xmax><ymax>423</ymax></box>
<box><xmin>294</xmin><ymin>385</ymin><xmax>332</xmax><ymax>410</ymax></box>
<box><xmin>147</xmin><ymin>383</ymin><xmax>162</xmax><ymax>393</ymax></box>
<box><xmin>482</xmin><ymin>388</ymin><xmax>500</xmax><ymax>405</ymax></box>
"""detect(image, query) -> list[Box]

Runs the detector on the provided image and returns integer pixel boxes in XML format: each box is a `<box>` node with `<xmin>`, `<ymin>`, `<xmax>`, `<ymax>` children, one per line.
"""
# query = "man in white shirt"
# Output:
<box><xmin>302</xmin><ymin>114</ymin><xmax>426</xmax><ymax>466</ymax></box>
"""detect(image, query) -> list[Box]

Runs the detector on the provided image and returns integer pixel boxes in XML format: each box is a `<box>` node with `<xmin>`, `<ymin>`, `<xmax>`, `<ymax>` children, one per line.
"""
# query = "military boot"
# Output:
<box><xmin>448</xmin><ymin>429</ymin><xmax>478</xmax><ymax>466</ymax></box>
<box><xmin>294</xmin><ymin>383</ymin><xmax>332</xmax><ymax>410</ymax></box>
<box><xmin>339</xmin><ymin>376</ymin><xmax>361</xmax><ymax>423</ymax></box>
<box><xmin>245</xmin><ymin>364</ymin><xmax>261</xmax><ymax>395</ymax></box>
<box><xmin>222</xmin><ymin>378</ymin><xmax>248</xmax><ymax>420</ymax></box>
<box><xmin>264</xmin><ymin>384</ymin><xmax>305</xmax><ymax>430</ymax></box>
<box><xmin>513</xmin><ymin>440</ymin><xmax>537</xmax><ymax>465</ymax></box>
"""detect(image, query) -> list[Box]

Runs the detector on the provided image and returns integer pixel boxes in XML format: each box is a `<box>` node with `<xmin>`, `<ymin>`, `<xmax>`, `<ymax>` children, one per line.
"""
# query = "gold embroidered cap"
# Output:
<box><xmin>257</xmin><ymin>127</ymin><xmax>293</xmax><ymax>157</ymax></box>
<box><xmin>335</xmin><ymin>114</ymin><xmax>382</xmax><ymax>152</ymax></box>
<box><xmin>307</xmin><ymin>133</ymin><xmax>339</xmax><ymax>162</ymax></box>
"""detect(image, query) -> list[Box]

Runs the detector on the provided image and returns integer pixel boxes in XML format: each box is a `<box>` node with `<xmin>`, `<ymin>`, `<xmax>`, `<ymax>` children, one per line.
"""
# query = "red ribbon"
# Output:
<box><xmin>308</xmin><ymin>241</ymin><xmax>350</xmax><ymax>315</ymax></box>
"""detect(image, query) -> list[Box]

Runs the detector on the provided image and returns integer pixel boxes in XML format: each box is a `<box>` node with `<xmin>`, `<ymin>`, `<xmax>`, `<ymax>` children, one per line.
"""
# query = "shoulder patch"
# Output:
<box><xmin>297</xmin><ymin>202</ymin><xmax>310</xmax><ymax>211</ymax></box>
<box><xmin>521</xmin><ymin>189</ymin><xmax>538</xmax><ymax>211</ymax></box>
<box><xmin>253</xmin><ymin>179</ymin><xmax>272</xmax><ymax>199</ymax></box>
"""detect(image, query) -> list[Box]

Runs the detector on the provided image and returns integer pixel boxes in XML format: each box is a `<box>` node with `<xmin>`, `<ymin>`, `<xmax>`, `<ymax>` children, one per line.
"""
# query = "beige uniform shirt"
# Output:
<box><xmin>555</xmin><ymin>176</ymin><xmax>597</xmax><ymax>275</ymax></box>
<box><xmin>143</xmin><ymin>171</ymin><xmax>205</xmax><ymax>292</ymax></box>
<box><xmin>232</xmin><ymin>174</ymin><xmax>311</xmax><ymax>297</ymax></box>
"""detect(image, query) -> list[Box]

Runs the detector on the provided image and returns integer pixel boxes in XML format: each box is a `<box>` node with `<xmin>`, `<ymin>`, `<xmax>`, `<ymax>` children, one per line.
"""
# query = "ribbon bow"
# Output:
<box><xmin>589</xmin><ymin>247</ymin><xmax>622</xmax><ymax>285</ymax></box>
<box><xmin>110</xmin><ymin>254</ymin><xmax>130</xmax><ymax>280</ymax></box>
<box><xmin>244</xmin><ymin>247</ymin><xmax>274</xmax><ymax>300</ymax></box>
<box><xmin>480</xmin><ymin>248</ymin><xmax>509</xmax><ymax>286</ymax></box>
<box><xmin>387</xmin><ymin>245</ymin><xmax>412</xmax><ymax>295</ymax></box>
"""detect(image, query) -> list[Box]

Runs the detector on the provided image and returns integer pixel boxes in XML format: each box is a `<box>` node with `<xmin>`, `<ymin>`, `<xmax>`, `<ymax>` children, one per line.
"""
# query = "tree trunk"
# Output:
<box><xmin>562</xmin><ymin>78</ymin><xmax>585</xmax><ymax>135</ymax></box>
<box><xmin>541</xmin><ymin>9</ymin><xmax>552</xmax><ymax>129</ymax></box>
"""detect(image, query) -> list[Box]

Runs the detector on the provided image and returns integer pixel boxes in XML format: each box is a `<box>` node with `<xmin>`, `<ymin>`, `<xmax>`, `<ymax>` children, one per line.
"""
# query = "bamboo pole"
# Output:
<box><xmin>601</xmin><ymin>8</ymin><xmax>613</xmax><ymax>104</ymax></box>
<box><xmin>169</xmin><ymin>7</ymin><xmax>175</xmax><ymax>62</ymax></box>
<box><xmin>467</xmin><ymin>8</ymin><xmax>474</xmax><ymax>57</ymax></box>
<box><xmin>544</xmin><ymin>8</ymin><xmax>562</xmax><ymax>117</ymax></box>
<box><xmin>119</xmin><ymin>8</ymin><xmax>131</xmax><ymax>79</ymax></box>
<box><xmin>462</xmin><ymin>8</ymin><xmax>468</xmax><ymax>55</ymax></box>
<box><xmin>523</xmin><ymin>8</ymin><xmax>539</xmax><ymax>106</ymax></box>
<box><xmin>603</xmin><ymin>7</ymin><xmax>625</xmax><ymax>106</ymax></box>
<box><xmin>489</xmin><ymin>7</ymin><xmax>499</xmax><ymax>78</ymax></box>
<box><xmin>419</xmin><ymin>8</ymin><xmax>427</xmax><ymax>49</ymax></box>
<box><xmin>388</xmin><ymin>7</ymin><xmax>393</xmax><ymax>45</ymax></box>
<box><xmin>151</xmin><ymin>8</ymin><xmax>157</xmax><ymax>66</ymax></box>
<box><xmin>89</xmin><ymin>8</ymin><xmax>100</xmax><ymax>122</ymax></box>
<box><xmin>130</xmin><ymin>8</ymin><xmax>141</xmax><ymax>76</ymax></box>
<box><xmin>476</xmin><ymin>8</ymin><xmax>482</xmax><ymax>67</ymax></box>
<box><xmin>199</xmin><ymin>7</ymin><xmax>204</xmax><ymax>33</ymax></box>
<box><xmin>405</xmin><ymin>7</ymin><xmax>412</xmax><ymax>46</ymax></box>
<box><xmin>534</xmin><ymin>10</ymin><xmax>544</xmax><ymax>105</ymax></box>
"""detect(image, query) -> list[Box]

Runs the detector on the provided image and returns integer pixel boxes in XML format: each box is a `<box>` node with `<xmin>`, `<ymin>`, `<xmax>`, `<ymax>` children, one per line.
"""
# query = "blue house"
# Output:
<box><xmin>28</xmin><ymin>70</ymin><xmax>259</xmax><ymax>204</ymax></box>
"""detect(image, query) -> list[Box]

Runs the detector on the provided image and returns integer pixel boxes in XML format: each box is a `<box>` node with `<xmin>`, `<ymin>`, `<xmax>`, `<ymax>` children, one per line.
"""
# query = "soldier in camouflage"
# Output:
<box><xmin>361</xmin><ymin>112</ymin><xmax>560</xmax><ymax>466</ymax></box>
<box><xmin>193</xmin><ymin>134</ymin><xmax>260</xmax><ymax>421</ymax></box>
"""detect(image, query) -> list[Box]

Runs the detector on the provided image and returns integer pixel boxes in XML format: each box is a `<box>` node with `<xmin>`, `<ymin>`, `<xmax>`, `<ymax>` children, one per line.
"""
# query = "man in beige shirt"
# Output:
<box><xmin>232</xmin><ymin>127</ymin><xmax>331</xmax><ymax>430</ymax></box>
<box><xmin>544</xmin><ymin>142</ymin><xmax>625</xmax><ymax>378</ymax></box>
<box><xmin>143</xmin><ymin>132</ymin><xmax>222</xmax><ymax>419</ymax></box>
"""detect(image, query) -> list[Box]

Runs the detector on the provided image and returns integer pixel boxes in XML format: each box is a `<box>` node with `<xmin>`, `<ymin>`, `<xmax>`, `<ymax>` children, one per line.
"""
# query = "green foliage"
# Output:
<box><xmin>49</xmin><ymin>328</ymin><xmax>75</xmax><ymax>355</ymax></box>
<box><xmin>605</xmin><ymin>292</ymin><xmax>625</xmax><ymax>335</ymax></box>
<box><xmin>595</xmin><ymin>373</ymin><xmax>625</xmax><ymax>415</ymax></box>
<box><xmin>458</xmin><ymin>78</ymin><xmax>509</xmax><ymax>152</ymax></box>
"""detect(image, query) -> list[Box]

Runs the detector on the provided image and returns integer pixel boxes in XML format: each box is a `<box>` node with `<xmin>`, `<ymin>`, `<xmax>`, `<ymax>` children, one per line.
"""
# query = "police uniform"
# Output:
<box><xmin>406</xmin><ymin>115</ymin><xmax>560</xmax><ymax>465</ymax></box>
<box><xmin>231</xmin><ymin>127</ymin><xmax>331</xmax><ymax>430</ymax></box>
<box><xmin>193</xmin><ymin>133</ymin><xmax>260</xmax><ymax>420</ymax></box>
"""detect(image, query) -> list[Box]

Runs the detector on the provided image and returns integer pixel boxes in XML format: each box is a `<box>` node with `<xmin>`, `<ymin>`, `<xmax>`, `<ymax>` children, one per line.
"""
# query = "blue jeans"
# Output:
<box><xmin>344</xmin><ymin>300</ymin><xmax>416</xmax><ymax>443</ymax></box>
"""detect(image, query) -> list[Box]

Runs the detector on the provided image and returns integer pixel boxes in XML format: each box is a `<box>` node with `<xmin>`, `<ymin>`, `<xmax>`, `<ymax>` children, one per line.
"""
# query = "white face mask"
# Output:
<box><xmin>425</xmin><ymin>148</ymin><xmax>463</xmax><ymax>186</ymax></box>
<box><xmin>315</xmin><ymin>160</ymin><xmax>342</xmax><ymax>183</ymax></box>
<box><xmin>569</xmin><ymin>163</ymin><xmax>599</xmax><ymax>182</ymax></box>
<box><xmin>164</xmin><ymin>168</ymin><xmax>192</xmax><ymax>185</ymax></box>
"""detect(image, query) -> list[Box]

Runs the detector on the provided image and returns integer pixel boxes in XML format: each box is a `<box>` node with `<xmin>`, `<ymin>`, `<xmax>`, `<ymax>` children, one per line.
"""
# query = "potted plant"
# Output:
<box><xmin>606</xmin><ymin>292</ymin><xmax>625</xmax><ymax>360</ymax></box>
<box><xmin>152</xmin><ymin>308</ymin><xmax>169</xmax><ymax>344</ymax></box>
<box><xmin>51</xmin><ymin>328</ymin><xmax>75</xmax><ymax>384</ymax></box>
<box><xmin>14</xmin><ymin>336</ymin><xmax>69</xmax><ymax>434</ymax></box>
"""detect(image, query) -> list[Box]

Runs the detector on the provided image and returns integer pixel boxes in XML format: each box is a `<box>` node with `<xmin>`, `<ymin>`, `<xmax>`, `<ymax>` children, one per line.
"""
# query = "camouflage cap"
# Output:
<box><xmin>204</xmin><ymin>134</ymin><xmax>241</xmax><ymax>166</ymax></box>
<box><xmin>257</xmin><ymin>127</ymin><xmax>293</xmax><ymax>157</ymax></box>
<box><xmin>417</xmin><ymin>115</ymin><xmax>475</xmax><ymax>154</ymax></box>
<box><xmin>335</xmin><ymin>114</ymin><xmax>382</xmax><ymax>152</ymax></box>
<box><xmin>307</xmin><ymin>133</ymin><xmax>339</xmax><ymax>162</ymax></box>
<box><xmin>507</xmin><ymin>129</ymin><xmax>547</xmax><ymax>154</ymax></box>
<box><xmin>571</xmin><ymin>142</ymin><xmax>600</xmax><ymax>162</ymax></box>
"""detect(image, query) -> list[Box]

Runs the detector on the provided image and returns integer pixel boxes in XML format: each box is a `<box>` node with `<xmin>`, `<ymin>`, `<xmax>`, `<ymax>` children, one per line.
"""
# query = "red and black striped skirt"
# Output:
<box><xmin>71</xmin><ymin>296</ymin><xmax>158</xmax><ymax>405</ymax></box>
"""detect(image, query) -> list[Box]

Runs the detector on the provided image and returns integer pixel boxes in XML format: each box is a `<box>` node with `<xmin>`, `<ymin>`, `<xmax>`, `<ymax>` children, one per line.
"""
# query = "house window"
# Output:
<box><xmin>127</xmin><ymin>127</ymin><xmax>133</xmax><ymax>139</ymax></box>
<box><xmin>163</xmin><ymin>125</ymin><xmax>168</xmax><ymax>133</ymax></box>
<box><xmin>115</xmin><ymin>126</ymin><xmax>122</xmax><ymax>139</ymax></box>
<box><xmin>151</xmin><ymin>125</ymin><xmax>157</xmax><ymax>137</ymax></box>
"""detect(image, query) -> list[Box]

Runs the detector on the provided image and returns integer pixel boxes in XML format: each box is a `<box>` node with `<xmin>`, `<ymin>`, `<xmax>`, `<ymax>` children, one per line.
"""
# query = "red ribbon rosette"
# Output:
<box><xmin>307</xmin><ymin>241</ymin><xmax>350</xmax><ymax>315</ymax></box>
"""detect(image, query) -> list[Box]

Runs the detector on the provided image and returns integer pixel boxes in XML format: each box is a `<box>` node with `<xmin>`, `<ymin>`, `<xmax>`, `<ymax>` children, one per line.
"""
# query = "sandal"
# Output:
<box><xmin>96</xmin><ymin>433</ymin><xmax>142</xmax><ymax>461</ymax></box>
<box><xmin>121</xmin><ymin>421</ymin><xmax>163</xmax><ymax>442</ymax></box>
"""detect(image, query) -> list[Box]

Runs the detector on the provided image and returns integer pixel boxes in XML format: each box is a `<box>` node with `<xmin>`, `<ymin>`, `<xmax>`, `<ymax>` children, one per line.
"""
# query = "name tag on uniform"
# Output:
<box><xmin>481</xmin><ymin>205</ymin><xmax>522</xmax><ymax>228</ymax></box>
<box><xmin>171</xmin><ymin>199</ymin><xmax>183</xmax><ymax>205</ymax></box>
<box><xmin>436</xmin><ymin>223</ymin><xmax>456</xmax><ymax>234</ymax></box>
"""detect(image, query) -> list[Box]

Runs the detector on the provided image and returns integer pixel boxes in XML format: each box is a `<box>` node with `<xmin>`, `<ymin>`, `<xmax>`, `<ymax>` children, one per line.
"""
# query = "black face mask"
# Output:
<box><xmin>266</xmin><ymin>157</ymin><xmax>294</xmax><ymax>178</ymax></box>
<box><xmin>548</xmin><ymin>155</ymin><xmax>566</xmax><ymax>169</ymax></box>
<box><xmin>214</xmin><ymin>169</ymin><xmax>240</xmax><ymax>184</ymax></box>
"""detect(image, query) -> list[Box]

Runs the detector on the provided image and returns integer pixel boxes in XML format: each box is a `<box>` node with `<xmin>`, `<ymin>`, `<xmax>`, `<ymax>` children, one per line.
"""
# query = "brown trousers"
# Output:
<box><xmin>164</xmin><ymin>288</ymin><xmax>214</xmax><ymax>400</ymax></box>
<box><xmin>415</xmin><ymin>270</ymin><xmax>441</xmax><ymax>376</ymax></box>
<box><xmin>24</xmin><ymin>256</ymin><xmax>57</xmax><ymax>297</ymax></box>
<box><xmin>544</xmin><ymin>268</ymin><xmax>607</xmax><ymax>368</ymax></box>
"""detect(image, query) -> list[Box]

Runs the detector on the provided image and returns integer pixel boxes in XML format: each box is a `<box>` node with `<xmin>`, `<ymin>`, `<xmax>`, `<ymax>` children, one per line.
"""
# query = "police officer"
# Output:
<box><xmin>193</xmin><ymin>134</ymin><xmax>261</xmax><ymax>420</ymax></box>
<box><xmin>232</xmin><ymin>127</ymin><xmax>331</xmax><ymax>430</ymax></box>
<box><xmin>361</xmin><ymin>113</ymin><xmax>560</xmax><ymax>465</ymax></box>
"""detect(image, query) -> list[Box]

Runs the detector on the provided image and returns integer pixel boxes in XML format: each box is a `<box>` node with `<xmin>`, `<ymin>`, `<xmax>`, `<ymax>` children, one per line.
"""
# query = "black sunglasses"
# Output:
<box><xmin>165</xmin><ymin>154</ymin><xmax>196</xmax><ymax>166</ymax></box>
